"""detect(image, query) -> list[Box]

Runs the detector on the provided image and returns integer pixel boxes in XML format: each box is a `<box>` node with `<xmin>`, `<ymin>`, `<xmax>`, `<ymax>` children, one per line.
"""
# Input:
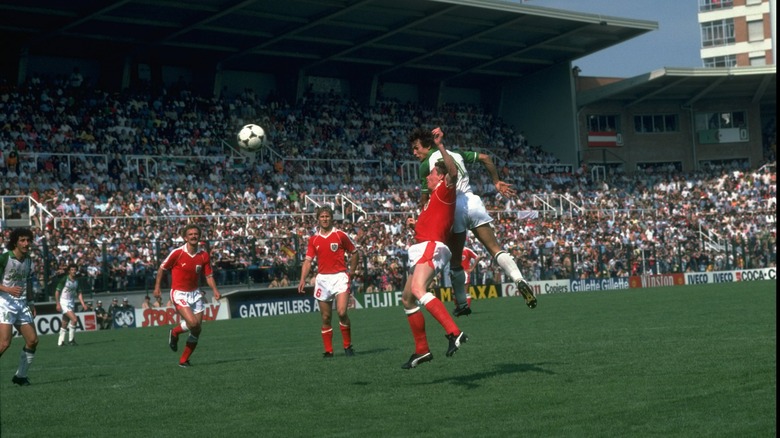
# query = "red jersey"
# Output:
<box><xmin>462</xmin><ymin>247</ymin><xmax>478</xmax><ymax>283</ymax></box>
<box><xmin>160</xmin><ymin>244</ymin><xmax>213</xmax><ymax>292</ymax></box>
<box><xmin>414</xmin><ymin>180</ymin><xmax>456</xmax><ymax>243</ymax></box>
<box><xmin>305</xmin><ymin>229</ymin><xmax>356</xmax><ymax>274</ymax></box>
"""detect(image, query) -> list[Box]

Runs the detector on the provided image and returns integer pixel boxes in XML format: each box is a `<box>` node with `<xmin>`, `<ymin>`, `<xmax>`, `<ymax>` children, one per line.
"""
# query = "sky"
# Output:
<box><xmin>515</xmin><ymin>0</ymin><xmax>702</xmax><ymax>78</ymax></box>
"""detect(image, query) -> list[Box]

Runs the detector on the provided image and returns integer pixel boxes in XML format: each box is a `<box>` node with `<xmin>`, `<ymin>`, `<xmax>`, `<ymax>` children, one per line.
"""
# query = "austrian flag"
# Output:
<box><xmin>588</xmin><ymin>131</ymin><xmax>623</xmax><ymax>147</ymax></box>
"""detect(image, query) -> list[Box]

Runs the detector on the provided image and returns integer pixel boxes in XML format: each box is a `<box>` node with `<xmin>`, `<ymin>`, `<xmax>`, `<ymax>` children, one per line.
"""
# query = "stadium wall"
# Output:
<box><xmin>19</xmin><ymin>267</ymin><xmax>773</xmax><ymax>337</ymax></box>
<box><xmin>499</xmin><ymin>62</ymin><xmax>579</xmax><ymax>165</ymax></box>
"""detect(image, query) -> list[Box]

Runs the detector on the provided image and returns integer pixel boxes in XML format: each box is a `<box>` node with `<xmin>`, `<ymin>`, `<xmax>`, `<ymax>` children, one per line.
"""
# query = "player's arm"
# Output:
<box><xmin>348</xmin><ymin>250</ymin><xmax>359</xmax><ymax>275</ymax></box>
<box><xmin>434</xmin><ymin>130</ymin><xmax>458</xmax><ymax>186</ymax></box>
<box><xmin>418</xmin><ymin>161</ymin><xmax>431</xmax><ymax>207</ymax></box>
<box><xmin>78</xmin><ymin>291</ymin><xmax>88</xmax><ymax>311</ymax></box>
<box><xmin>153</xmin><ymin>266</ymin><xmax>168</xmax><ymax>298</ymax></box>
<box><xmin>477</xmin><ymin>152</ymin><xmax>516</xmax><ymax>197</ymax></box>
<box><xmin>54</xmin><ymin>278</ymin><xmax>63</xmax><ymax>311</ymax></box>
<box><xmin>298</xmin><ymin>257</ymin><xmax>313</xmax><ymax>294</ymax></box>
<box><xmin>205</xmin><ymin>275</ymin><xmax>221</xmax><ymax>301</ymax></box>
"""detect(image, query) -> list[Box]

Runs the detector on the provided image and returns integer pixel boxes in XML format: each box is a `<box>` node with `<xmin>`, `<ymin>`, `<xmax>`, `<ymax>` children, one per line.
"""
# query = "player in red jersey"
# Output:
<box><xmin>298</xmin><ymin>206</ymin><xmax>359</xmax><ymax>358</ymax></box>
<box><xmin>400</xmin><ymin>128</ymin><xmax>467</xmax><ymax>369</ymax></box>
<box><xmin>154</xmin><ymin>224</ymin><xmax>221</xmax><ymax>367</ymax></box>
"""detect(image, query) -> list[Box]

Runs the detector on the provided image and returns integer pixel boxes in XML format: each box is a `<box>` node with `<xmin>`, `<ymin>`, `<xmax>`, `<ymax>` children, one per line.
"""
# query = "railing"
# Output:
<box><xmin>532</xmin><ymin>194</ymin><xmax>559</xmax><ymax>218</ymax></box>
<box><xmin>1</xmin><ymin>196</ymin><xmax>55</xmax><ymax>230</ymax></box>
<box><xmin>698</xmin><ymin>225</ymin><xmax>724</xmax><ymax>252</ymax></box>
<box><xmin>530</xmin><ymin>194</ymin><xmax>583</xmax><ymax>218</ymax></box>
<box><xmin>304</xmin><ymin>193</ymin><xmax>367</xmax><ymax>222</ymax></box>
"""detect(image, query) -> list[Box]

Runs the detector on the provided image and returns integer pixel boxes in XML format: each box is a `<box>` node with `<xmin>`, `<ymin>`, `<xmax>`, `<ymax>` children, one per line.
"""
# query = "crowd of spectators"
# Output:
<box><xmin>0</xmin><ymin>74</ymin><xmax>775</xmax><ymax>299</ymax></box>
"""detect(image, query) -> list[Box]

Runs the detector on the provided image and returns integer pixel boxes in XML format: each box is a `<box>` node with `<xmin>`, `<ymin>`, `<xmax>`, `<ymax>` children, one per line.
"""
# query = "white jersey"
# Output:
<box><xmin>425</xmin><ymin>149</ymin><xmax>478</xmax><ymax>195</ymax></box>
<box><xmin>57</xmin><ymin>277</ymin><xmax>80</xmax><ymax>304</ymax></box>
<box><xmin>0</xmin><ymin>251</ymin><xmax>33</xmax><ymax>303</ymax></box>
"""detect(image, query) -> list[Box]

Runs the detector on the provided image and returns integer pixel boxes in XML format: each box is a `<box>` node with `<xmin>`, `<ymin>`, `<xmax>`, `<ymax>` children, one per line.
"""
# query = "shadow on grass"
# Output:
<box><xmin>427</xmin><ymin>362</ymin><xmax>557</xmax><ymax>389</ymax></box>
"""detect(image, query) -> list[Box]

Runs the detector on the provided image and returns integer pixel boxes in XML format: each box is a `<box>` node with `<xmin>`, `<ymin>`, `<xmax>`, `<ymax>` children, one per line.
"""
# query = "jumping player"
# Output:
<box><xmin>411</xmin><ymin>127</ymin><xmax>537</xmax><ymax>316</ymax></box>
<box><xmin>401</xmin><ymin>128</ymin><xmax>467</xmax><ymax>369</ymax></box>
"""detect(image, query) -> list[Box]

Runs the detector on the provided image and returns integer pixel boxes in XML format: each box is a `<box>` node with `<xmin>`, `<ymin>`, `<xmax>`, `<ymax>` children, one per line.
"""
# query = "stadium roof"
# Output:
<box><xmin>0</xmin><ymin>0</ymin><xmax>657</xmax><ymax>87</ymax></box>
<box><xmin>577</xmin><ymin>66</ymin><xmax>777</xmax><ymax>111</ymax></box>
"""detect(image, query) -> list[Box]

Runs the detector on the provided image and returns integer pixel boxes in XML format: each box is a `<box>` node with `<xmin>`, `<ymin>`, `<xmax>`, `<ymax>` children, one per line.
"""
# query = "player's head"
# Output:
<box><xmin>315</xmin><ymin>206</ymin><xmax>334</xmax><ymax>229</ymax></box>
<box><xmin>409</xmin><ymin>128</ymin><xmax>435</xmax><ymax>160</ymax></box>
<box><xmin>180</xmin><ymin>224</ymin><xmax>202</xmax><ymax>239</ymax></box>
<box><xmin>68</xmin><ymin>264</ymin><xmax>78</xmax><ymax>275</ymax></box>
<box><xmin>315</xmin><ymin>206</ymin><xmax>334</xmax><ymax>218</ymax></box>
<box><xmin>427</xmin><ymin>160</ymin><xmax>447</xmax><ymax>190</ymax></box>
<box><xmin>6</xmin><ymin>228</ymin><xmax>33</xmax><ymax>251</ymax></box>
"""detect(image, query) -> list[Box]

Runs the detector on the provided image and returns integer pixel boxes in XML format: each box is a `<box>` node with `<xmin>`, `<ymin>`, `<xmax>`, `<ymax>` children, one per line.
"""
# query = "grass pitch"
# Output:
<box><xmin>1</xmin><ymin>281</ymin><xmax>775</xmax><ymax>437</ymax></box>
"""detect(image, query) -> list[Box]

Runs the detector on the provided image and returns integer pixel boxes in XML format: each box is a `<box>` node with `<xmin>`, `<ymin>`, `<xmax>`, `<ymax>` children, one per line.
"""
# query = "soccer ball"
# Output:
<box><xmin>237</xmin><ymin>124</ymin><xmax>266</xmax><ymax>152</ymax></box>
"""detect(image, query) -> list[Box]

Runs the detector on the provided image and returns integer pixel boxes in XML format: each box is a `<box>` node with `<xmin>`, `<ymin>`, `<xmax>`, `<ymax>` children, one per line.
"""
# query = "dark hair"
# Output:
<box><xmin>180</xmin><ymin>224</ymin><xmax>201</xmax><ymax>238</ymax></box>
<box><xmin>315</xmin><ymin>206</ymin><xmax>334</xmax><ymax>218</ymax></box>
<box><xmin>433</xmin><ymin>160</ymin><xmax>447</xmax><ymax>175</ymax></box>
<box><xmin>408</xmin><ymin>128</ymin><xmax>435</xmax><ymax>150</ymax></box>
<box><xmin>6</xmin><ymin>228</ymin><xmax>33</xmax><ymax>251</ymax></box>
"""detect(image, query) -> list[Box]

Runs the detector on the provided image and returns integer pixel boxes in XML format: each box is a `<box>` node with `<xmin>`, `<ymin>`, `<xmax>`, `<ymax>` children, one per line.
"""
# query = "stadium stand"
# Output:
<box><xmin>0</xmin><ymin>76</ymin><xmax>776</xmax><ymax>301</ymax></box>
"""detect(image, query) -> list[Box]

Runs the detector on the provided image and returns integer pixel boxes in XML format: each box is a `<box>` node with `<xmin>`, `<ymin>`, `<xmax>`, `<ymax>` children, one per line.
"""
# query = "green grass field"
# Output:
<box><xmin>1</xmin><ymin>281</ymin><xmax>776</xmax><ymax>437</ymax></box>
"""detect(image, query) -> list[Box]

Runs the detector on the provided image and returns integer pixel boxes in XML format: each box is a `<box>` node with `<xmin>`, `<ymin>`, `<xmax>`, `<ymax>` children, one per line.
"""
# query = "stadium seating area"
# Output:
<box><xmin>0</xmin><ymin>75</ymin><xmax>776</xmax><ymax>298</ymax></box>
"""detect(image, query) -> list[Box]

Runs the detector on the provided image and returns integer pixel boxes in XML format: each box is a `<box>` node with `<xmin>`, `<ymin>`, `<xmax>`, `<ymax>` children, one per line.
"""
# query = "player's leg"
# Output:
<box><xmin>177</xmin><ymin>304</ymin><xmax>203</xmax><ymax>367</ymax></box>
<box><xmin>401</xmin><ymin>270</ymin><xmax>432</xmax><ymax>368</ymax></box>
<box><xmin>57</xmin><ymin>312</ymin><xmax>69</xmax><ymax>346</ymax></box>
<box><xmin>447</xmin><ymin>230</ymin><xmax>470</xmax><ymax>316</ymax></box>
<box><xmin>318</xmin><ymin>299</ymin><xmax>335</xmax><ymax>357</ymax></box>
<box><xmin>472</xmin><ymin>224</ymin><xmax>537</xmax><ymax>309</ymax></box>
<box><xmin>13</xmin><ymin>323</ymin><xmax>38</xmax><ymax>385</ymax></box>
<box><xmin>65</xmin><ymin>310</ymin><xmax>78</xmax><ymax>345</ymax></box>
<box><xmin>334</xmin><ymin>288</ymin><xmax>353</xmax><ymax>355</ymax></box>
<box><xmin>410</xmin><ymin>244</ymin><xmax>465</xmax><ymax>355</ymax></box>
<box><xmin>449</xmin><ymin>193</ymin><xmax>471</xmax><ymax>314</ymax></box>
<box><xmin>0</xmin><ymin>323</ymin><xmax>12</xmax><ymax>357</ymax></box>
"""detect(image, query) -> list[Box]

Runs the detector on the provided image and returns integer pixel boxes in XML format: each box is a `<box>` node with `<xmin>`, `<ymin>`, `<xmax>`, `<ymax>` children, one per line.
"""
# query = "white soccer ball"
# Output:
<box><xmin>237</xmin><ymin>124</ymin><xmax>266</xmax><ymax>152</ymax></box>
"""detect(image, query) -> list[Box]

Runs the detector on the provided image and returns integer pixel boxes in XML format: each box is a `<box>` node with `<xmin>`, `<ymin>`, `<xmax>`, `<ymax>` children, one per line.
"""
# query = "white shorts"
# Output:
<box><xmin>313</xmin><ymin>272</ymin><xmax>350</xmax><ymax>302</ymax></box>
<box><xmin>453</xmin><ymin>192</ymin><xmax>493</xmax><ymax>234</ymax></box>
<box><xmin>59</xmin><ymin>300</ymin><xmax>76</xmax><ymax>314</ymax></box>
<box><xmin>407</xmin><ymin>241</ymin><xmax>451</xmax><ymax>274</ymax></box>
<box><xmin>0</xmin><ymin>296</ymin><xmax>34</xmax><ymax>326</ymax></box>
<box><xmin>170</xmin><ymin>289</ymin><xmax>206</xmax><ymax>314</ymax></box>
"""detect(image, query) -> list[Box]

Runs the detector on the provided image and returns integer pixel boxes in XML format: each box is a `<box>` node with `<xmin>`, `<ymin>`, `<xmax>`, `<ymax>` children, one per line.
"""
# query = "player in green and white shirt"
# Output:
<box><xmin>56</xmin><ymin>264</ymin><xmax>87</xmax><ymax>347</ymax></box>
<box><xmin>0</xmin><ymin>228</ymin><xmax>38</xmax><ymax>386</ymax></box>
<box><xmin>411</xmin><ymin>127</ymin><xmax>536</xmax><ymax>316</ymax></box>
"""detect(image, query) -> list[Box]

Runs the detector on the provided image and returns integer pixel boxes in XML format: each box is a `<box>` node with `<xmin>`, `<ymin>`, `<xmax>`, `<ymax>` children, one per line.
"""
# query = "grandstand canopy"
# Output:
<box><xmin>0</xmin><ymin>0</ymin><xmax>657</xmax><ymax>87</ymax></box>
<box><xmin>577</xmin><ymin>66</ymin><xmax>777</xmax><ymax>111</ymax></box>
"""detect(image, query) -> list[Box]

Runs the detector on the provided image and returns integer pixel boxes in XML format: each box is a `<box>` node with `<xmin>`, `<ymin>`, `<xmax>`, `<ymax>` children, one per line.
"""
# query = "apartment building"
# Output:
<box><xmin>699</xmin><ymin>0</ymin><xmax>776</xmax><ymax>67</ymax></box>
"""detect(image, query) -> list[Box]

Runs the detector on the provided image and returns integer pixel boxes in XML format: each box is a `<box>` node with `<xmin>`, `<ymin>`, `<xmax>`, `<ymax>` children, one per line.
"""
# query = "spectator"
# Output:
<box><xmin>106</xmin><ymin>298</ymin><xmax>120</xmax><ymax>329</ymax></box>
<box><xmin>94</xmin><ymin>300</ymin><xmax>110</xmax><ymax>330</ymax></box>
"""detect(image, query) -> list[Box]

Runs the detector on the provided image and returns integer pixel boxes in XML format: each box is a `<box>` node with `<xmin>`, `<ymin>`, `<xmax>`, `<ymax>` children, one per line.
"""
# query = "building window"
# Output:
<box><xmin>694</xmin><ymin>110</ymin><xmax>748</xmax><ymax>144</ymax></box>
<box><xmin>636</xmin><ymin>162</ymin><xmax>683</xmax><ymax>173</ymax></box>
<box><xmin>586</xmin><ymin>114</ymin><xmax>621</xmax><ymax>147</ymax></box>
<box><xmin>587</xmin><ymin>114</ymin><xmax>619</xmax><ymax>132</ymax></box>
<box><xmin>634</xmin><ymin>114</ymin><xmax>679</xmax><ymax>133</ymax></box>
<box><xmin>750</xmin><ymin>56</ymin><xmax>766</xmax><ymax>66</ymax></box>
<box><xmin>699</xmin><ymin>0</ymin><xmax>733</xmax><ymax>12</ymax></box>
<box><xmin>701</xmin><ymin>19</ymin><xmax>735</xmax><ymax>47</ymax></box>
<box><xmin>748</xmin><ymin>21</ymin><xmax>764</xmax><ymax>42</ymax></box>
<box><xmin>703</xmin><ymin>55</ymin><xmax>737</xmax><ymax>67</ymax></box>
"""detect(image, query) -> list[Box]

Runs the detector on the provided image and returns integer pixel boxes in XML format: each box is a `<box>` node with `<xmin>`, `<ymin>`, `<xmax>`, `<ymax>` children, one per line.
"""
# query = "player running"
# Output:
<box><xmin>154</xmin><ymin>224</ymin><xmax>221</xmax><ymax>368</ymax></box>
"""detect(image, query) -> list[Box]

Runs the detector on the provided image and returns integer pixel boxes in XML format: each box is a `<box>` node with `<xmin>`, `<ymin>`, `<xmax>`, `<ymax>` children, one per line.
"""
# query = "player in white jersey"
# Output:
<box><xmin>413</xmin><ymin>127</ymin><xmax>537</xmax><ymax>316</ymax></box>
<box><xmin>56</xmin><ymin>264</ymin><xmax>88</xmax><ymax>346</ymax></box>
<box><xmin>0</xmin><ymin>228</ymin><xmax>38</xmax><ymax>386</ymax></box>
